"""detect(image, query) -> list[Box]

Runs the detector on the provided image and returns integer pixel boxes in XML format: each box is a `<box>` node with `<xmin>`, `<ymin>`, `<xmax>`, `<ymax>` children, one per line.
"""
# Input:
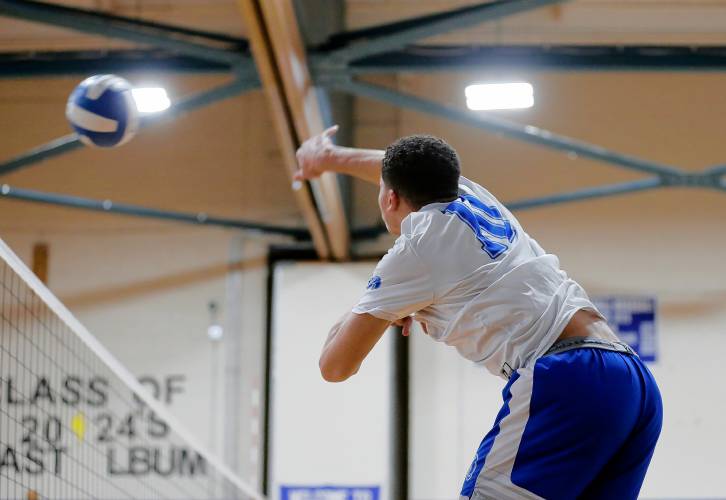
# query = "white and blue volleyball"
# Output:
<box><xmin>65</xmin><ymin>74</ymin><xmax>139</xmax><ymax>148</ymax></box>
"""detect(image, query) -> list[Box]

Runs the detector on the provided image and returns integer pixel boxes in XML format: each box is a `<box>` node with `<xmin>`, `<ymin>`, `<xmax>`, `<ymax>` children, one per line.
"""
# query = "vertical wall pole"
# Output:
<box><xmin>208</xmin><ymin>300</ymin><xmax>223</xmax><ymax>499</ymax></box>
<box><xmin>262</xmin><ymin>252</ymin><xmax>276</xmax><ymax>496</ymax></box>
<box><xmin>223</xmin><ymin>235</ymin><xmax>245</xmax><ymax>498</ymax></box>
<box><xmin>391</xmin><ymin>326</ymin><xmax>409</xmax><ymax>499</ymax></box>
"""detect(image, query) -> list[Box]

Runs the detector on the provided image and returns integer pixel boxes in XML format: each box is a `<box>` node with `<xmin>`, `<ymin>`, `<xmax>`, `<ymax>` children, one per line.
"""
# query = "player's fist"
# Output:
<box><xmin>294</xmin><ymin>125</ymin><xmax>340</xmax><ymax>182</ymax></box>
<box><xmin>393</xmin><ymin>316</ymin><xmax>428</xmax><ymax>337</ymax></box>
<box><xmin>393</xmin><ymin>316</ymin><xmax>413</xmax><ymax>336</ymax></box>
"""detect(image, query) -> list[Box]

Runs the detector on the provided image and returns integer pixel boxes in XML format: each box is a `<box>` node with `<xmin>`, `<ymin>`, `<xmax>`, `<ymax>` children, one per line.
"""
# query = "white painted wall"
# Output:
<box><xmin>409</xmin><ymin>326</ymin><xmax>502</xmax><ymax>499</ymax></box>
<box><xmin>270</xmin><ymin>262</ymin><xmax>392</xmax><ymax>500</ymax></box>
<box><xmin>644</xmin><ymin>304</ymin><xmax>726</xmax><ymax>499</ymax></box>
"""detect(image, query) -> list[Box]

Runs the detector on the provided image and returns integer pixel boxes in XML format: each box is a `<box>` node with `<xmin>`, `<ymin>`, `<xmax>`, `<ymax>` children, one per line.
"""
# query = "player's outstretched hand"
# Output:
<box><xmin>294</xmin><ymin>125</ymin><xmax>340</xmax><ymax>182</ymax></box>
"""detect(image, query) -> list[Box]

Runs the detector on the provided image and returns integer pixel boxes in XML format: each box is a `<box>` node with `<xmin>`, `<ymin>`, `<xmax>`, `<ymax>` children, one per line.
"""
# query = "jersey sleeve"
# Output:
<box><xmin>526</xmin><ymin>234</ymin><xmax>547</xmax><ymax>256</ymax></box>
<box><xmin>352</xmin><ymin>237</ymin><xmax>433</xmax><ymax>321</ymax></box>
<box><xmin>457</xmin><ymin>175</ymin><xmax>486</xmax><ymax>197</ymax></box>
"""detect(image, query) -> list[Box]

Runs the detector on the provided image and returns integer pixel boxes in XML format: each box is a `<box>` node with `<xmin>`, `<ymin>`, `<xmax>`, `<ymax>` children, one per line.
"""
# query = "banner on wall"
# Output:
<box><xmin>0</xmin><ymin>373</ymin><xmax>208</xmax><ymax>495</ymax></box>
<box><xmin>280</xmin><ymin>485</ymin><xmax>380</xmax><ymax>500</ymax></box>
<box><xmin>592</xmin><ymin>296</ymin><xmax>657</xmax><ymax>362</ymax></box>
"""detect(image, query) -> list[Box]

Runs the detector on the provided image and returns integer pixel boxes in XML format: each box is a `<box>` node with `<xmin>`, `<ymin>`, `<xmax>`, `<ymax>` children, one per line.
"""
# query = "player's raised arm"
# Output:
<box><xmin>294</xmin><ymin>125</ymin><xmax>383</xmax><ymax>185</ymax></box>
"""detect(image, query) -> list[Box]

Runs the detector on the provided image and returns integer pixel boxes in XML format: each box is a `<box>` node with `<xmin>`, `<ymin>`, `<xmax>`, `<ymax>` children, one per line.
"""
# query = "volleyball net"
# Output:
<box><xmin>0</xmin><ymin>237</ymin><xmax>263</xmax><ymax>500</ymax></box>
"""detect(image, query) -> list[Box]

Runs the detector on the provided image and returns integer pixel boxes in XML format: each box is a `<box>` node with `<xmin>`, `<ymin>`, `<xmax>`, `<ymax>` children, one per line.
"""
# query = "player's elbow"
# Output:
<box><xmin>319</xmin><ymin>357</ymin><xmax>357</xmax><ymax>383</ymax></box>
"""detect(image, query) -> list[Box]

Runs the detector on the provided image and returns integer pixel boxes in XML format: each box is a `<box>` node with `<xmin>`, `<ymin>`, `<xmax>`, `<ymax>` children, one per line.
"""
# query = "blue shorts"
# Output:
<box><xmin>460</xmin><ymin>339</ymin><xmax>663</xmax><ymax>500</ymax></box>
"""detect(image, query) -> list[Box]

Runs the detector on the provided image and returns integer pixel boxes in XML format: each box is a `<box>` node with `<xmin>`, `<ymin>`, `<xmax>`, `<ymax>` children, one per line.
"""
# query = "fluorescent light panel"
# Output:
<box><xmin>131</xmin><ymin>87</ymin><xmax>171</xmax><ymax>113</ymax></box>
<box><xmin>465</xmin><ymin>82</ymin><xmax>534</xmax><ymax>111</ymax></box>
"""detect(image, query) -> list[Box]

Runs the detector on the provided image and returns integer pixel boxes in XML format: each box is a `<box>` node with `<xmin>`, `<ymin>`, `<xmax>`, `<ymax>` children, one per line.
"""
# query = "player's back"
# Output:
<box><xmin>403</xmin><ymin>177</ymin><xmax>599</xmax><ymax>378</ymax></box>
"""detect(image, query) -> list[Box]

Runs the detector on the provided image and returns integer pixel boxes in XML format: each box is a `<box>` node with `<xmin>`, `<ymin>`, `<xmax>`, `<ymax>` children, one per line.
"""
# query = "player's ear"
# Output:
<box><xmin>387</xmin><ymin>189</ymin><xmax>400</xmax><ymax>211</ymax></box>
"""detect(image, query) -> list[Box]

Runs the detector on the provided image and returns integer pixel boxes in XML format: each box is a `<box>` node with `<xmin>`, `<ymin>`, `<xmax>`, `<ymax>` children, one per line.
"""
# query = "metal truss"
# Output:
<box><xmin>327</xmin><ymin>79</ymin><xmax>726</xmax><ymax>189</ymax></box>
<box><xmin>0</xmin><ymin>0</ymin><xmax>284</xmax><ymax>236</ymax></box>
<box><xmin>0</xmin><ymin>0</ymin><xmax>248</xmax><ymax>65</ymax></box>
<box><xmin>0</xmin><ymin>77</ymin><xmax>258</xmax><ymax>177</ymax></box>
<box><xmin>0</xmin><ymin>76</ymin><xmax>309</xmax><ymax>237</ymax></box>
<box><xmin>336</xmin><ymin>45</ymin><xmax>726</xmax><ymax>74</ymax></box>
<box><xmin>1</xmin><ymin>0</ymin><xmax>725</xmax><ymax>241</ymax></box>
<box><xmin>0</xmin><ymin>184</ymin><xmax>308</xmax><ymax>238</ymax></box>
<box><xmin>0</xmin><ymin>49</ymin><xmax>237</xmax><ymax>78</ymax></box>
<box><xmin>319</xmin><ymin>0</ymin><xmax>567</xmax><ymax>64</ymax></box>
<box><xmin>4</xmin><ymin>45</ymin><xmax>726</xmax><ymax>79</ymax></box>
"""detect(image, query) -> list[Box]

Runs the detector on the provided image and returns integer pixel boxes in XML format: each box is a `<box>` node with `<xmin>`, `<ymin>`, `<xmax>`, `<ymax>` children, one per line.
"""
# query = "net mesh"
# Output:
<box><xmin>0</xmin><ymin>238</ymin><xmax>263</xmax><ymax>500</ymax></box>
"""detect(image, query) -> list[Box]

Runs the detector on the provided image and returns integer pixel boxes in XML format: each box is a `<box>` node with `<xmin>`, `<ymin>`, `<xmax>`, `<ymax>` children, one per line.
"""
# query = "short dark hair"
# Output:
<box><xmin>382</xmin><ymin>135</ymin><xmax>460</xmax><ymax>209</ymax></box>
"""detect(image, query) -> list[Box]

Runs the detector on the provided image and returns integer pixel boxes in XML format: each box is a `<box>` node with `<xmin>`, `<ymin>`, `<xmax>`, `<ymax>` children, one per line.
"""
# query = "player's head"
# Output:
<box><xmin>378</xmin><ymin>135</ymin><xmax>460</xmax><ymax>235</ymax></box>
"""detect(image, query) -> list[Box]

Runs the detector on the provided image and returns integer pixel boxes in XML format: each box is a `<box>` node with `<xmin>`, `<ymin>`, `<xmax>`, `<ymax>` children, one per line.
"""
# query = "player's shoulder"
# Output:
<box><xmin>399</xmin><ymin>204</ymin><xmax>462</xmax><ymax>265</ymax></box>
<box><xmin>401</xmin><ymin>175</ymin><xmax>493</xmax><ymax>238</ymax></box>
<box><xmin>398</xmin><ymin>176</ymin><xmax>511</xmax><ymax>254</ymax></box>
<box><xmin>401</xmin><ymin>202</ymin><xmax>450</xmax><ymax>244</ymax></box>
<box><xmin>376</xmin><ymin>230</ymin><xmax>427</xmax><ymax>274</ymax></box>
<box><xmin>458</xmin><ymin>175</ymin><xmax>496</xmax><ymax>201</ymax></box>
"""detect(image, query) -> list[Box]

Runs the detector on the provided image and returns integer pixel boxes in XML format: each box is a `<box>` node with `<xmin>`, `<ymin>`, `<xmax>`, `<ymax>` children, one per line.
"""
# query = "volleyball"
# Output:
<box><xmin>65</xmin><ymin>74</ymin><xmax>139</xmax><ymax>148</ymax></box>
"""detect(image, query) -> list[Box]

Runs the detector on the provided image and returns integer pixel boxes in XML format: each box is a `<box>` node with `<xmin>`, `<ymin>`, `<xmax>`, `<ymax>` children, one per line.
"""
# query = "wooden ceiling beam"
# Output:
<box><xmin>239</xmin><ymin>0</ymin><xmax>350</xmax><ymax>260</ymax></box>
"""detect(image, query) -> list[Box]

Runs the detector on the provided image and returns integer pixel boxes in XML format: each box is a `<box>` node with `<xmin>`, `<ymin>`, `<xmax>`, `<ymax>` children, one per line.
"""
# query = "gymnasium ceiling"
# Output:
<box><xmin>2</xmin><ymin>1</ymin><xmax>726</xmax><ymax>50</ymax></box>
<box><xmin>0</xmin><ymin>1</ymin><xmax>725</xmax><ymax>298</ymax></box>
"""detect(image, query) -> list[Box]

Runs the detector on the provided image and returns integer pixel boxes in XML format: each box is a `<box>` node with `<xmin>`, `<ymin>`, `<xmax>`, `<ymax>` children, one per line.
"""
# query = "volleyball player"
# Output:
<box><xmin>295</xmin><ymin>126</ymin><xmax>662</xmax><ymax>499</ymax></box>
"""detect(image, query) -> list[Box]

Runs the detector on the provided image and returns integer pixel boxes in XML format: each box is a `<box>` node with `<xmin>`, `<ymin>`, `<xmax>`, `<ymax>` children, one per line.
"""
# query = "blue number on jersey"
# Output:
<box><xmin>443</xmin><ymin>194</ymin><xmax>517</xmax><ymax>259</ymax></box>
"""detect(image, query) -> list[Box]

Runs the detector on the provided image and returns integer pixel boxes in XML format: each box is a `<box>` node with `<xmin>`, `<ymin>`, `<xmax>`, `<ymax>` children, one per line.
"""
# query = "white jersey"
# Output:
<box><xmin>352</xmin><ymin>176</ymin><xmax>601</xmax><ymax>379</ymax></box>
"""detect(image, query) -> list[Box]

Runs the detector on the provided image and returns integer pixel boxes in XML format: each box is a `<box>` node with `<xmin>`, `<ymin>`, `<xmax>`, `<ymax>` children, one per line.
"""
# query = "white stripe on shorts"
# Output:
<box><xmin>469</xmin><ymin>367</ymin><xmax>543</xmax><ymax>500</ymax></box>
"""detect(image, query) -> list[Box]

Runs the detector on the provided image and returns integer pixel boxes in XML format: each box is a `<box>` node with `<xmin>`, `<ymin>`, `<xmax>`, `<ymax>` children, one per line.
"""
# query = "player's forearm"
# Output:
<box><xmin>319</xmin><ymin>314</ymin><xmax>358</xmax><ymax>382</ymax></box>
<box><xmin>322</xmin><ymin>313</ymin><xmax>347</xmax><ymax>350</ymax></box>
<box><xmin>296</xmin><ymin>126</ymin><xmax>384</xmax><ymax>185</ymax></box>
<box><xmin>324</xmin><ymin>147</ymin><xmax>384</xmax><ymax>185</ymax></box>
<box><xmin>319</xmin><ymin>311</ymin><xmax>390</xmax><ymax>383</ymax></box>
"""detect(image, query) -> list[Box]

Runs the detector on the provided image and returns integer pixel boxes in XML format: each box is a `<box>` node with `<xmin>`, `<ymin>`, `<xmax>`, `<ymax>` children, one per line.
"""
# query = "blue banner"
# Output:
<box><xmin>280</xmin><ymin>485</ymin><xmax>380</xmax><ymax>500</ymax></box>
<box><xmin>593</xmin><ymin>296</ymin><xmax>657</xmax><ymax>362</ymax></box>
